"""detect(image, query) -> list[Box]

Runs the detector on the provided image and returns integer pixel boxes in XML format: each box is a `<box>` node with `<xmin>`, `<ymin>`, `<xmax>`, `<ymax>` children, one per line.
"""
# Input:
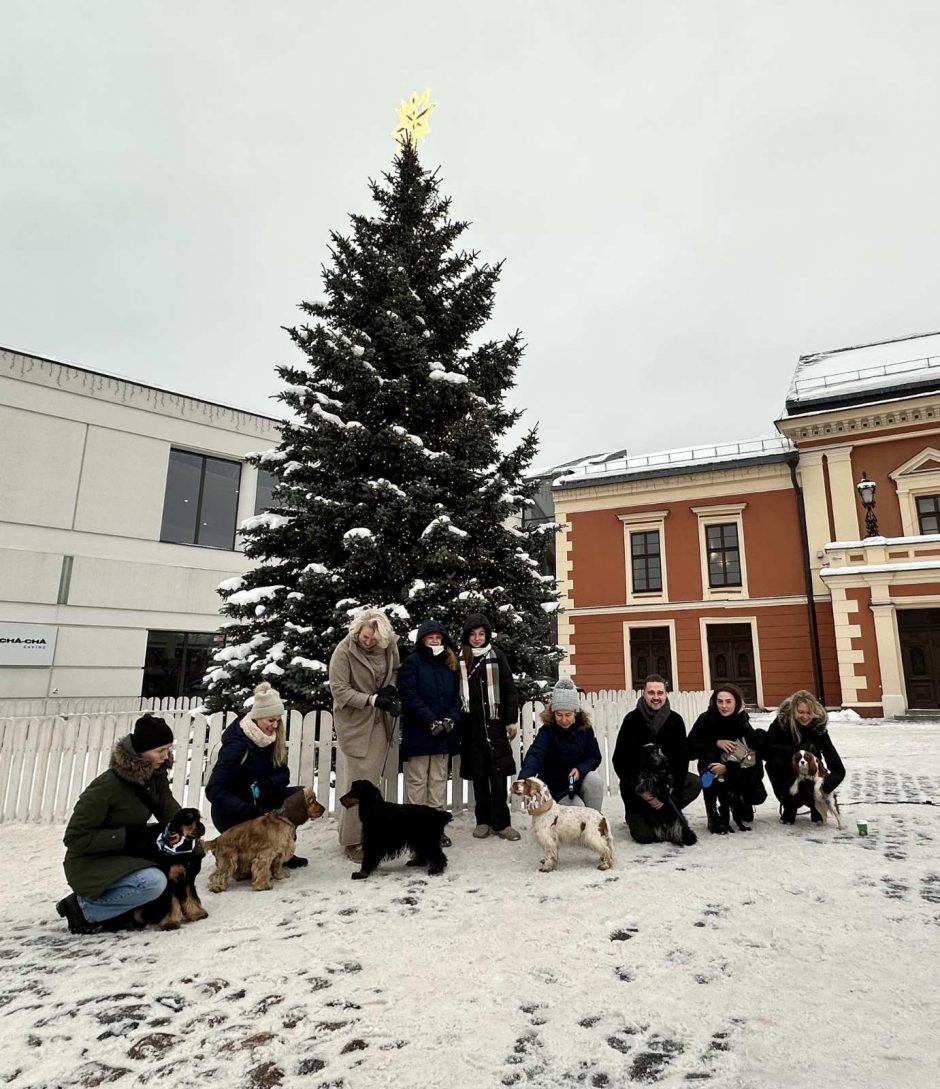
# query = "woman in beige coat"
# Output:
<box><xmin>329</xmin><ymin>609</ymin><xmax>400</xmax><ymax>861</ymax></box>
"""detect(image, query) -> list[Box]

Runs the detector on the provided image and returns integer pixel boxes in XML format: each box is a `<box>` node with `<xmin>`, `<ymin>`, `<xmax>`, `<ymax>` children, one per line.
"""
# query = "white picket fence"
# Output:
<box><xmin>0</xmin><ymin>696</ymin><xmax>206</xmax><ymax>719</ymax></box>
<box><xmin>0</xmin><ymin>691</ymin><xmax>712</xmax><ymax>824</ymax></box>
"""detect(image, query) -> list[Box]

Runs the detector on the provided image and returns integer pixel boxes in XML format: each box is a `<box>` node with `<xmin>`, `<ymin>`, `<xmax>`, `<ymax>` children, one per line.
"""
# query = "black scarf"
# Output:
<box><xmin>636</xmin><ymin>696</ymin><xmax>671</xmax><ymax>736</ymax></box>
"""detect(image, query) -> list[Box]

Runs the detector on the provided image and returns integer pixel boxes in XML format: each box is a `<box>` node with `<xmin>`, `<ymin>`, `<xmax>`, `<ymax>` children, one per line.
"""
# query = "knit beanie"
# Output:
<box><xmin>250</xmin><ymin>681</ymin><xmax>285</xmax><ymax>721</ymax></box>
<box><xmin>131</xmin><ymin>714</ymin><xmax>175</xmax><ymax>755</ymax></box>
<box><xmin>550</xmin><ymin>677</ymin><xmax>581</xmax><ymax>714</ymax></box>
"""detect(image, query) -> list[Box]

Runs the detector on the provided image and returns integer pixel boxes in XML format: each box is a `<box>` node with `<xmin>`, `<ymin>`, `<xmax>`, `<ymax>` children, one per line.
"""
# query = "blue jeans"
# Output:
<box><xmin>79</xmin><ymin>867</ymin><xmax>167</xmax><ymax>923</ymax></box>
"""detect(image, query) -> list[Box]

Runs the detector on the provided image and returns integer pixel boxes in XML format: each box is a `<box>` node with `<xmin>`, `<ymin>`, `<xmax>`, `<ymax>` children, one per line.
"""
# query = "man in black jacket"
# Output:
<box><xmin>612</xmin><ymin>675</ymin><xmax>701</xmax><ymax>843</ymax></box>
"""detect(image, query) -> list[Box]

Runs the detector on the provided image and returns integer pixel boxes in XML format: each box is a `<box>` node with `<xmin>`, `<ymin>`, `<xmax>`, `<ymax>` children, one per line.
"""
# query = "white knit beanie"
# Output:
<box><xmin>250</xmin><ymin>681</ymin><xmax>285</xmax><ymax>720</ymax></box>
<box><xmin>550</xmin><ymin>677</ymin><xmax>581</xmax><ymax>713</ymax></box>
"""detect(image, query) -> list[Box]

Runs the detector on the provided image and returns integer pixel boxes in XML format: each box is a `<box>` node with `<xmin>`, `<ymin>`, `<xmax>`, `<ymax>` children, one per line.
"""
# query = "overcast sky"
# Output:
<box><xmin>2</xmin><ymin>1</ymin><xmax>939</xmax><ymax>467</ymax></box>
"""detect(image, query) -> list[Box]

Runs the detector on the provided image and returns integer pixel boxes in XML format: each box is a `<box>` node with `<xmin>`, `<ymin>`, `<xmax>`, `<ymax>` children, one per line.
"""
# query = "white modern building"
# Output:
<box><xmin>0</xmin><ymin>346</ymin><xmax>282</xmax><ymax>706</ymax></box>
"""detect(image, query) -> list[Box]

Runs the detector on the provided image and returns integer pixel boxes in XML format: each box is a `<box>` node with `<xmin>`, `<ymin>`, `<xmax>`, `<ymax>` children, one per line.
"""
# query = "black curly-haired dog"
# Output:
<box><xmin>105</xmin><ymin>807</ymin><xmax>208</xmax><ymax>931</ymax></box>
<box><xmin>339</xmin><ymin>780</ymin><xmax>452</xmax><ymax>879</ymax></box>
<box><xmin>634</xmin><ymin>744</ymin><xmax>697</xmax><ymax>847</ymax></box>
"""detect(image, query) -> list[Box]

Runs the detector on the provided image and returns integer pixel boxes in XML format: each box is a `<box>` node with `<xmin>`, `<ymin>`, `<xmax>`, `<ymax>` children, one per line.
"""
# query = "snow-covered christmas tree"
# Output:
<box><xmin>205</xmin><ymin>134</ymin><xmax>561</xmax><ymax>712</ymax></box>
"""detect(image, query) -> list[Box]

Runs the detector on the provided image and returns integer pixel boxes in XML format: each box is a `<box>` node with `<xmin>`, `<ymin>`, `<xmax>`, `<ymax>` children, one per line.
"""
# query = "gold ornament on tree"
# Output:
<box><xmin>393</xmin><ymin>88</ymin><xmax>437</xmax><ymax>146</ymax></box>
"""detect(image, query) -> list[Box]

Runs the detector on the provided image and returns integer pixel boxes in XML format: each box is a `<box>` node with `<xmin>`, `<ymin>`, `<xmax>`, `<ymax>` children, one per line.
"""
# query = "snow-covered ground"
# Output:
<box><xmin>1</xmin><ymin>722</ymin><xmax>938</xmax><ymax>1089</ymax></box>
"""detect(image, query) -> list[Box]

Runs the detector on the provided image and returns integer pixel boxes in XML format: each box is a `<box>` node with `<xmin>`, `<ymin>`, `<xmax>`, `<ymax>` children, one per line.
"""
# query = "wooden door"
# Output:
<box><xmin>898</xmin><ymin>609</ymin><xmax>940</xmax><ymax>709</ymax></box>
<box><xmin>706</xmin><ymin>623</ymin><xmax>758</xmax><ymax>704</ymax></box>
<box><xmin>629</xmin><ymin>626</ymin><xmax>673</xmax><ymax>690</ymax></box>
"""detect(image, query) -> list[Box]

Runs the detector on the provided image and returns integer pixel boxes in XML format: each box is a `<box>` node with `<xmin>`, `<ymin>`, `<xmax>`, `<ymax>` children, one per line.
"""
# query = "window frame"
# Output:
<box><xmin>692</xmin><ymin>503</ymin><xmax>749</xmax><ymax>600</ymax></box>
<box><xmin>915</xmin><ymin>493</ymin><xmax>940</xmax><ymax>535</ymax></box>
<box><xmin>619</xmin><ymin>510</ymin><xmax>669</xmax><ymax>604</ymax></box>
<box><xmin>160</xmin><ymin>448</ymin><xmax>242</xmax><ymax>550</ymax></box>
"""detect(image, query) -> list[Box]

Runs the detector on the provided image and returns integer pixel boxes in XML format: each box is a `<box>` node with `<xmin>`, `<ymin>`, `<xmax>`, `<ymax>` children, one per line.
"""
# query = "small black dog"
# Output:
<box><xmin>105</xmin><ymin>807</ymin><xmax>208</xmax><ymax>931</ymax></box>
<box><xmin>634</xmin><ymin>744</ymin><xmax>697</xmax><ymax>847</ymax></box>
<box><xmin>339</xmin><ymin>780</ymin><xmax>452</xmax><ymax>879</ymax></box>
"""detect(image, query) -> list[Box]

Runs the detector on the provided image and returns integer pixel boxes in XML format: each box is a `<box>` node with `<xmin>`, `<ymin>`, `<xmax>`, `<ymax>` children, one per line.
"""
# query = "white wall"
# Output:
<box><xmin>0</xmin><ymin>348</ymin><xmax>282</xmax><ymax>698</ymax></box>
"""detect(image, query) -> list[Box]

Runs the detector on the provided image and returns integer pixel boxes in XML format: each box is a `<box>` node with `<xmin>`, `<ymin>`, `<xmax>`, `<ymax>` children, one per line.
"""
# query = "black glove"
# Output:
<box><xmin>376</xmin><ymin>685</ymin><xmax>399</xmax><ymax>699</ymax></box>
<box><xmin>374</xmin><ymin>692</ymin><xmax>400</xmax><ymax>714</ymax></box>
<box><xmin>124</xmin><ymin>825</ymin><xmax>155</xmax><ymax>856</ymax></box>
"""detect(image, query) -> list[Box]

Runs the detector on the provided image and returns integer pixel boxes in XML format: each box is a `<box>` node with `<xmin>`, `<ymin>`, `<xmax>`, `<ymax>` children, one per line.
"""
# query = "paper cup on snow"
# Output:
<box><xmin>857</xmin><ymin>819</ymin><xmax>868</xmax><ymax>836</ymax></box>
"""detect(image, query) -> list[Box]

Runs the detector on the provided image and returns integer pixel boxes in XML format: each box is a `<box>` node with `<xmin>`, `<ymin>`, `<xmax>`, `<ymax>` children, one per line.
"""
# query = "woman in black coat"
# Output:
<box><xmin>205</xmin><ymin>682</ymin><xmax>307</xmax><ymax>867</ymax></box>
<box><xmin>456</xmin><ymin>614</ymin><xmax>520</xmax><ymax>842</ymax></box>
<box><xmin>688</xmin><ymin>684</ymin><xmax>767</xmax><ymax>834</ymax></box>
<box><xmin>765</xmin><ymin>690</ymin><xmax>845</xmax><ymax>824</ymax></box>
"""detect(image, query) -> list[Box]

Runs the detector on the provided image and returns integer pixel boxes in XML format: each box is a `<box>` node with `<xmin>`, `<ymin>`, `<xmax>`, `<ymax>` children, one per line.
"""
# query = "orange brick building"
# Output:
<box><xmin>554</xmin><ymin>332</ymin><xmax>940</xmax><ymax>716</ymax></box>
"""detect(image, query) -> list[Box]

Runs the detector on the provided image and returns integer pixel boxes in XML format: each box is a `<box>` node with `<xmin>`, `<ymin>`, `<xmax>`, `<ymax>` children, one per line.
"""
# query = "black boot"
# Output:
<box><xmin>809</xmin><ymin>805</ymin><xmax>823</xmax><ymax>824</ymax></box>
<box><xmin>55</xmin><ymin>893</ymin><xmax>101</xmax><ymax>935</ymax></box>
<box><xmin>705</xmin><ymin>790</ymin><xmax>733</xmax><ymax>834</ymax></box>
<box><xmin>731</xmin><ymin>797</ymin><xmax>754</xmax><ymax>831</ymax></box>
<box><xmin>779</xmin><ymin>801</ymin><xmax>797</xmax><ymax>825</ymax></box>
<box><xmin>284</xmin><ymin>855</ymin><xmax>308</xmax><ymax>869</ymax></box>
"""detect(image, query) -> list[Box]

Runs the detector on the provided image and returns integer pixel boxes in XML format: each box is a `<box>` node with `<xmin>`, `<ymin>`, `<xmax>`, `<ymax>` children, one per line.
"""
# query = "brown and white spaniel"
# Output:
<box><xmin>510</xmin><ymin>777</ymin><xmax>613</xmax><ymax>872</ymax></box>
<box><xmin>789</xmin><ymin>749</ymin><xmax>843</xmax><ymax>829</ymax></box>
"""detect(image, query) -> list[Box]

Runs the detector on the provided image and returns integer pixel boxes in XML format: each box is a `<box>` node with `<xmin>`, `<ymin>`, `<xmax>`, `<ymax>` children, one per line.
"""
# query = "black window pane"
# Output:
<box><xmin>255</xmin><ymin>469</ymin><xmax>280</xmax><ymax>515</ymax></box>
<box><xmin>631</xmin><ymin>530</ymin><xmax>662</xmax><ymax>592</ymax></box>
<box><xmin>196</xmin><ymin>457</ymin><xmax>241</xmax><ymax>548</ymax></box>
<box><xmin>160</xmin><ymin>450</ymin><xmax>202</xmax><ymax>544</ymax></box>
<box><xmin>916</xmin><ymin>495</ymin><xmax>940</xmax><ymax>534</ymax></box>
<box><xmin>706</xmin><ymin>525</ymin><xmax>722</xmax><ymax>547</ymax></box>
<box><xmin>143</xmin><ymin>630</ymin><xmax>219</xmax><ymax>698</ymax></box>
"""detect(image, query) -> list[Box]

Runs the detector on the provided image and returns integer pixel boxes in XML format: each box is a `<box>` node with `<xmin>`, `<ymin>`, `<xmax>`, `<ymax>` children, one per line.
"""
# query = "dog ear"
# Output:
<box><xmin>540</xmin><ymin>783</ymin><xmax>552</xmax><ymax>806</ymax></box>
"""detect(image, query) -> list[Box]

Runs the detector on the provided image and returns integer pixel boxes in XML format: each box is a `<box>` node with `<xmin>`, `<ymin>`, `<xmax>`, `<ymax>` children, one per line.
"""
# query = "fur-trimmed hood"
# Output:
<box><xmin>110</xmin><ymin>734</ymin><xmax>173</xmax><ymax>785</ymax></box>
<box><xmin>539</xmin><ymin>706</ymin><xmax>593</xmax><ymax>730</ymax></box>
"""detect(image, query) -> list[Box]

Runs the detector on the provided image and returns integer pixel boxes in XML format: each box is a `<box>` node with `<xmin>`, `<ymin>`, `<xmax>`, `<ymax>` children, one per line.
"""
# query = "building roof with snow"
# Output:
<box><xmin>784</xmin><ymin>331</ymin><xmax>940</xmax><ymax>416</ymax></box>
<box><xmin>552</xmin><ymin>435</ymin><xmax>794</xmax><ymax>491</ymax></box>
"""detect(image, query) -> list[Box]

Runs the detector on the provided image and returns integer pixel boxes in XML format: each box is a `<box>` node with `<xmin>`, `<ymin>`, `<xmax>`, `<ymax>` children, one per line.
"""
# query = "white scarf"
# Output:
<box><xmin>459</xmin><ymin>646</ymin><xmax>501</xmax><ymax>719</ymax></box>
<box><xmin>240</xmin><ymin>716</ymin><xmax>276</xmax><ymax>748</ymax></box>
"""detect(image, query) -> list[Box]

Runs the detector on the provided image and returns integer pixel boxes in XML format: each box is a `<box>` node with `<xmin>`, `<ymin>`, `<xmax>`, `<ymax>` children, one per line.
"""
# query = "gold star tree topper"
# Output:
<box><xmin>393</xmin><ymin>89</ymin><xmax>436</xmax><ymax>147</ymax></box>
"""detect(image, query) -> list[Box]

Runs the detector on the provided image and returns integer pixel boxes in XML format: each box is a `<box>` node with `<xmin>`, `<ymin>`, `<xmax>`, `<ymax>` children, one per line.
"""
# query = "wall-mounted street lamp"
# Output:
<box><xmin>856</xmin><ymin>472</ymin><xmax>879</xmax><ymax>538</ymax></box>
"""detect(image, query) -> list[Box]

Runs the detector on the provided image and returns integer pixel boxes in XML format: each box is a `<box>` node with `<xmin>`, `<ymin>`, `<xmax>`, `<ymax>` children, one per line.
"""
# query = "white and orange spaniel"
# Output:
<box><xmin>510</xmin><ymin>777</ymin><xmax>614</xmax><ymax>872</ymax></box>
<box><xmin>790</xmin><ymin>749</ymin><xmax>843</xmax><ymax>829</ymax></box>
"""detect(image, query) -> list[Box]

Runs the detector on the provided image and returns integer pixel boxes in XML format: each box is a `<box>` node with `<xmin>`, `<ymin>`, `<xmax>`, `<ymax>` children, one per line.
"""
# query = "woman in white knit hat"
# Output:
<box><xmin>516</xmin><ymin>678</ymin><xmax>605</xmax><ymax>811</ymax></box>
<box><xmin>205</xmin><ymin>681</ymin><xmax>309</xmax><ymax>867</ymax></box>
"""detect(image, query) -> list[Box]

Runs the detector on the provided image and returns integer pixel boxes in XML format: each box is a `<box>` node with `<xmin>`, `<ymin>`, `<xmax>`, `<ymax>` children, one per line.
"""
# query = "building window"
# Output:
<box><xmin>160</xmin><ymin>449</ymin><xmax>241</xmax><ymax>549</ymax></box>
<box><xmin>255</xmin><ymin>469</ymin><xmax>281</xmax><ymax>515</ymax></box>
<box><xmin>631</xmin><ymin>531</ymin><xmax>662</xmax><ymax>593</ymax></box>
<box><xmin>916</xmin><ymin>494</ymin><xmax>940</xmax><ymax>534</ymax></box>
<box><xmin>706</xmin><ymin>522</ymin><xmax>742</xmax><ymax>587</ymax></box>
<box><xmin>142</xmin><ymin>631</ymin><xmax>222</xmax><ymax>699</ymax></box>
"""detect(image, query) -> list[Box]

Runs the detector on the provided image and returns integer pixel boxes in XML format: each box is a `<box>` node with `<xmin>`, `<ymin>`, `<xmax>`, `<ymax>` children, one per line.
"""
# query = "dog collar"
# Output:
<box><xmin>527</xmin><ymin>799</ymin><xmax>554</xmax><ymax>816</ymax></box>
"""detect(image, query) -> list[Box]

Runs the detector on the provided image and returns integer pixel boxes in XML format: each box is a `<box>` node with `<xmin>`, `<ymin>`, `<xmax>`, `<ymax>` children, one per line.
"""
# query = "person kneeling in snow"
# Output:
<box><xmin>517</xmin><ymin>678</ymin><xmax>605</xmax><ymax>811</ymax></box>
<box><xmin>56</xmin><ymin>715</ymin><xmax>195</xmax><ymax>934</ymax></box>
<box><xmin>205</xmin><ymin>681</ymin><xmax>309</xmax><ymax>867</ymax></box>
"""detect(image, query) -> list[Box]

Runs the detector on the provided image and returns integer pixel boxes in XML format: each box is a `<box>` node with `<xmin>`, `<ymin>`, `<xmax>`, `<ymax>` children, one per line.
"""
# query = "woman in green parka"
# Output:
<box><xmin>56</xmin><ymin>714</ymin><xmax>189</xmax><ymax>934</ymax></box>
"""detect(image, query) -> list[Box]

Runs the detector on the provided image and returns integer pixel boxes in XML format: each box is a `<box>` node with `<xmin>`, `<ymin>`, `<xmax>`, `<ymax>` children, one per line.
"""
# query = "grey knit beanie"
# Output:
<box><xmin>250</xmin><ymin>681</ymin><xmax>285</xmax><ymax>721</ymax></box>
<box><xmin>550</xmin><ymin>677</ymin><xmax>581</xmax><ymax>713</ymax></box>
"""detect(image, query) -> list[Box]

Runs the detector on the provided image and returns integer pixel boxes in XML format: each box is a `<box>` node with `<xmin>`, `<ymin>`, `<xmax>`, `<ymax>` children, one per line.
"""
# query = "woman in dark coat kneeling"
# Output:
<box><xmin>765</xmin><ymin>690</ymin><xmax>845</xmax><ymax>824</ymax></box>
<box><xmin>688</xmin><ymin>684</ymin><xmax>767</xmax><ymax>834</ymax></box>
<box><xmin>205</xmin><ymin>681</ymin><xmax>307</xmax><ymax>866</ymax></box>
<box><xmin>57</xmin><ymin>715</ymin><xmax>186</xmax><ymax>934</ymax></box>
<box><xmin>457</xmin><ymin>613</ymin><xmax>520</xmax><ymax>842</ymax></box>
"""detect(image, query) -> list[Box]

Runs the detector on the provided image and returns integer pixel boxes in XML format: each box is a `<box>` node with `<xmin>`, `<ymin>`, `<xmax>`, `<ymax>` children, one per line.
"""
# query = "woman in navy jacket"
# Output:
<box><xmin>517</xmin><ymin>679</ymin><xmax>604</xmax><ymax>810</ymax></box>
<box><xmin>205</xmin><ymin>681</ymin><xmax>307</xmax><ymax>866</ymax></box>
<box><xmin>398</xmin><ymin>620</ymin><xmax>461</xmax><ymax>835</ymax></box>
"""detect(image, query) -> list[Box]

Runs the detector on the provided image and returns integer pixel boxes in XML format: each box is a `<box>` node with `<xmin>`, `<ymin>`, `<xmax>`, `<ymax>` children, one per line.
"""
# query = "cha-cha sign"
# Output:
<box><xmin>0</xmin><ymin>623</ymin><xmax>57</xmax><ymax>666</ymax></box>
